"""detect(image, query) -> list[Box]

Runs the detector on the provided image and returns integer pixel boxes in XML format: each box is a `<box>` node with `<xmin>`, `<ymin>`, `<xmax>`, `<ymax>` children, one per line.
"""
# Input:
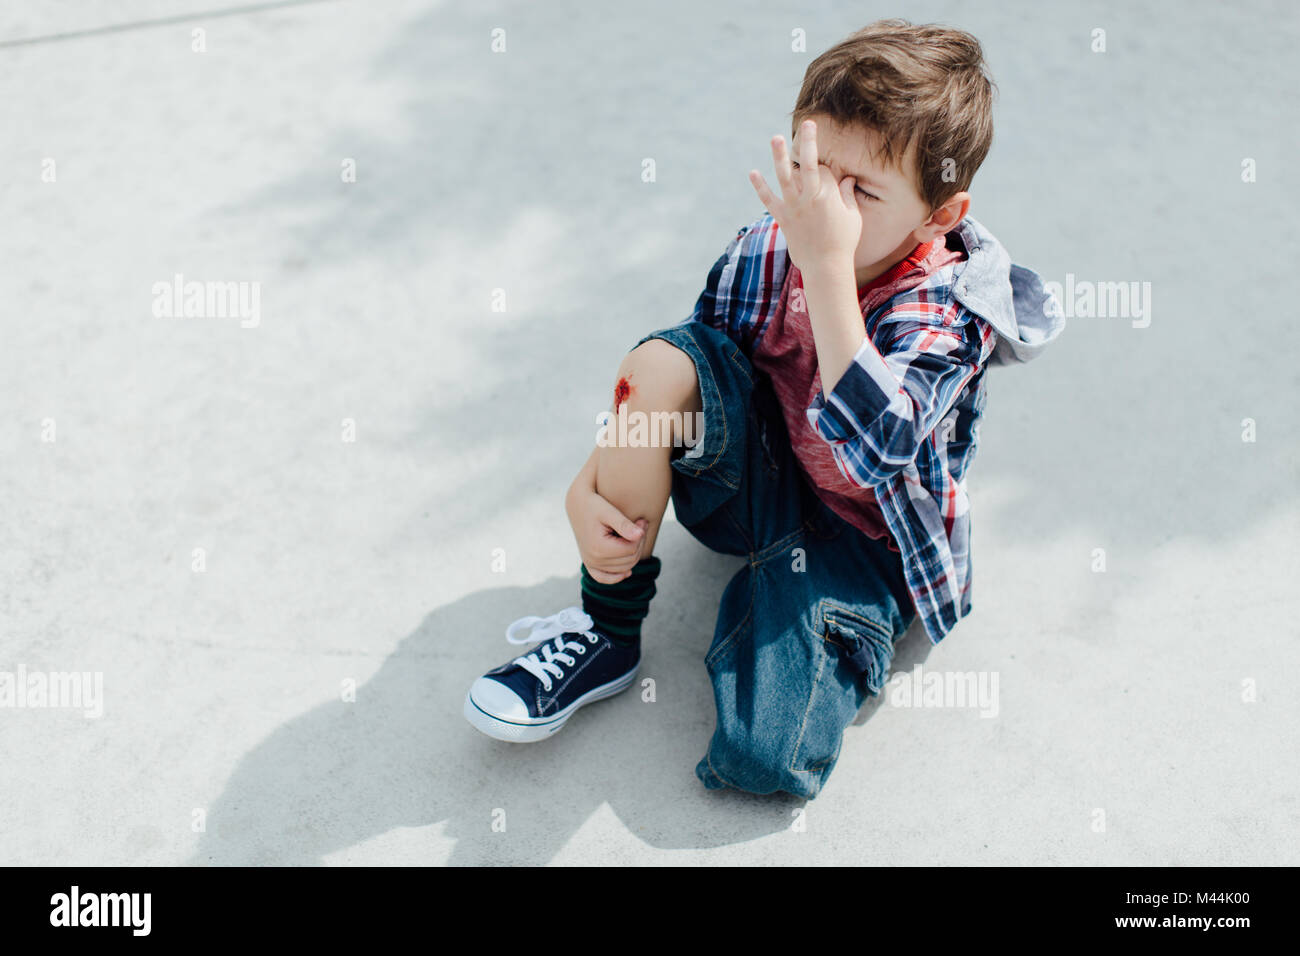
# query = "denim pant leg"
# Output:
<box><xmin>631</xmin><ymin>321</ymin><xmax>917</xmax><ymax>800</ymax></box>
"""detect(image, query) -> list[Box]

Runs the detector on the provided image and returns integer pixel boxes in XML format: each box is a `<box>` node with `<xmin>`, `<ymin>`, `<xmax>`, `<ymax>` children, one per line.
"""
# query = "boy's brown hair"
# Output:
<box><xmin>790</xmin><ymin>19</ymin><xmax>996</xmax><ymax>214</ymax></box>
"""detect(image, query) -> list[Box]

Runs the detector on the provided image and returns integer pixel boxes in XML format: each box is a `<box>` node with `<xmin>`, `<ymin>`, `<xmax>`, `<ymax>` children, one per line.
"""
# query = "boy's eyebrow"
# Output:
<box><xmin>792</xmin><ymin>145</ymin><xmax>889</xmax><ymax>193</ymax></box>
<box><xmin>830</xmin><ymin>160</ymin><xmax>888</xmax><ymax>192</ymax></box>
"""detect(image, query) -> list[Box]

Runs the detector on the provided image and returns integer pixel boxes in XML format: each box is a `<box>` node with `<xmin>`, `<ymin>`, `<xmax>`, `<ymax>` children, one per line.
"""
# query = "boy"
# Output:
<box><xmin>463</xmin><ymin>19</ymin><xmax>1064</xmax><ymax>798</ymax></box>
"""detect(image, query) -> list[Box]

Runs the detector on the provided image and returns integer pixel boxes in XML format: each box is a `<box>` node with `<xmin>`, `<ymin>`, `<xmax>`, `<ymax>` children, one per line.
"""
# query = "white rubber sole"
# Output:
<box><xmin>463</xmin><ymin>665</ymin><xmax>640</xmax><ymax>743</ymax></box>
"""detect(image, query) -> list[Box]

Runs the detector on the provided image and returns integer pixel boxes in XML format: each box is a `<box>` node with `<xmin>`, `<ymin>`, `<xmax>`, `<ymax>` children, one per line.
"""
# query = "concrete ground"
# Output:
<box><xmin>1</xmin><ymin>0</ymin><xmax>1296</xmax><ymax>865</ymax></box>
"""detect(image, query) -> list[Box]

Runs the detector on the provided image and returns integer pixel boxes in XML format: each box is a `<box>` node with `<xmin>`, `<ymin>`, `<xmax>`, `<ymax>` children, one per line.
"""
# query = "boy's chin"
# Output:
<box><xmin>853</xmin><ymin>250</ymin><xmax>898</xmax><ymax>280</ymax></box>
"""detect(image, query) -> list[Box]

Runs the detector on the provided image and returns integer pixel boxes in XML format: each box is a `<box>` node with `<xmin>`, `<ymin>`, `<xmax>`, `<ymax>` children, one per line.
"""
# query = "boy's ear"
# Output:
<box><xmin>920</xmin><ymin>192</ymin><xmax>970</xmax><ymax>240</ymax></box>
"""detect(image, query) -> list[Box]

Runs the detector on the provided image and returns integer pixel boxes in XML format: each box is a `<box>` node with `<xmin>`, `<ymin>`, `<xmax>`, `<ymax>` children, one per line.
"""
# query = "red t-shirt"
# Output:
<box><xmin>749</xmin><ymin>239</ymin><xmax>967</xmax><ymax>552</ymax></box>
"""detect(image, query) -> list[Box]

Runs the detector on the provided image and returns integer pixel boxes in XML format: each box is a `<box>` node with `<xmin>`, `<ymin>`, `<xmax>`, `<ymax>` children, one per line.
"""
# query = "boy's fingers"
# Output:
<box><xmin>590</xmin><ymin>532</ymin><xmax>640</xmax><ymax>563</ymax></box>
<box><xmin>771</xmin><ymin>135</ymin><xmax>794</xmax><ymax>193</ymax></box>
<box><xmin>594</xmin><ymin>552</ymin><xmax>641</xmax><ymax>578</ymax></box>
<box><xmin>595</xmin><ymin>504</ymin><xmax>644</xmax><ymax>548</ymax></box>
<box><xmin>749</xmin><ymin>169</ymin><xmax>780</xmax><ymax>215</ymax></box>
<box><xmin>584</xmin><ymin>564</ymin><xmax>628</xmax><ymax>585</ymax></box>
<box><xmin>797</xmin><ymin>120</ymin><xmax>818</xmax><ymax>193</ymax></box>
<box><xmin>592</xmin><ymin>514</ymin><xmax>652</xmax><ymax>567</ymax></box>
<box><xmin>839</xmin><ymin>175</ymin><xmax>856</xmax><ymax>206</ymax></box>
<box><xmin>627</xmin><ymin>524</ymin><xmax>649</xmax><ymax>562</ymax></box>
<box><xmin>587</xmin><ymin>538</ymin><xmax>647</xmax><ymax>576</ymax></box>
<box><xmin>596</xmin><ymin>499</ymin><xmax>643</xmax><ymax>543</ymax></box>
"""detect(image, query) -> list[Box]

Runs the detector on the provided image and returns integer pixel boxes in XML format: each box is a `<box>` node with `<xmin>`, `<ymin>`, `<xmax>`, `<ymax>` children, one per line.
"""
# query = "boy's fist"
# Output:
<box><xmin>566</xmin><ymin>475</ymin><xmax>649</xmax><ymax>585</ymax></box>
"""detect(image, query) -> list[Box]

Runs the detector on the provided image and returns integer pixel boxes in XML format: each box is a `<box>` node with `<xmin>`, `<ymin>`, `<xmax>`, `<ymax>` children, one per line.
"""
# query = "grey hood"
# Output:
<box><xmin>948</xmin><ymin>215</ymin><xmax>1065</xmax><ymax>366</ymax></box>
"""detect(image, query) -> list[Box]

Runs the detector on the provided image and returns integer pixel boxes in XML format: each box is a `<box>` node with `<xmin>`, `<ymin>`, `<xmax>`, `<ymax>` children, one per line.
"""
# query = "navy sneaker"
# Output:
<box><xmin>463</xmin><ymin>606</ymin><xmax>640</xmax><ymax>742</ymax></box>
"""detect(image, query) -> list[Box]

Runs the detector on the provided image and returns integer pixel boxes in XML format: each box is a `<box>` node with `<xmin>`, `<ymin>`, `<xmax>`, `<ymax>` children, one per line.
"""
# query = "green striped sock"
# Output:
<box><xmin>579</xmin><ymin>556</ymin><xmax>662</xmax><ymax>646</ymax></box>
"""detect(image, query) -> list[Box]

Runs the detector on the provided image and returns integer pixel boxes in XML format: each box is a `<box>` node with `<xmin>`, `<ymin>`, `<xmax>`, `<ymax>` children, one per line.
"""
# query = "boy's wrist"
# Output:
<box><xmin>795</xmin><ymin>257</ymin><xmax>857</xmax><ymax>299</ymax></box>
<box><xmin>798</xmin><ymin>254</ymin><xmax>856</xmax><ymax>287</ymax></box>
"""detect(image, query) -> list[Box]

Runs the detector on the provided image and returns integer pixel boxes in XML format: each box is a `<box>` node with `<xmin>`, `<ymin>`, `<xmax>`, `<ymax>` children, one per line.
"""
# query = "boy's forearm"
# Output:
<box><xmin>800</xmin><ymin>260</ymin><xmax>868</xmax><ymax>394</ymax></box>
<box><xmin>579</xmin><ymin>443</ymin><xmax>600</xmax><ymax>484</ymax></box>
<box><xmin>567</xmin><ymin>445</ymin><xmax>600</xmax><ymax>502</ymax></box>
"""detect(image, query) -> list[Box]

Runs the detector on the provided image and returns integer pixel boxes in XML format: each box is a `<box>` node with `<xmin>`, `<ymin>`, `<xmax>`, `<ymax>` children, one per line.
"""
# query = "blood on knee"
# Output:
<box><xmin>613</xmin><ymin>338</ymin><xmax>696</xmax><ymax>416</ymax></box>
<box><xmin>613</xmin><ymin>375</ymin><xmax>635</xmax><ymax>410</ymax></box>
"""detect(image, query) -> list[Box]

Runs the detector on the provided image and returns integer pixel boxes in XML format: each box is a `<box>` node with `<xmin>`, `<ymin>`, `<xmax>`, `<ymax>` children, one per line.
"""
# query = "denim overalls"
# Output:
<box><xmin>633</xmin><ymin>320</ymin><xmax>916</xmax><ymax>799</ymax></box>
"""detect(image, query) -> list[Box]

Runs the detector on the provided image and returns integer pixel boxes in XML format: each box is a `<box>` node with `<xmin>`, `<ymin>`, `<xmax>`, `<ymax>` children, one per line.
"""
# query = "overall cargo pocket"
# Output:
<box><xmin>789</xmin><ymin>601</ymin><xmax>895</xmax><ymax>776</ymax></box>
<box><xmin>820</xmin><ymin>602</ymin><xmax>896</xmax><ymax>696</ymax></box>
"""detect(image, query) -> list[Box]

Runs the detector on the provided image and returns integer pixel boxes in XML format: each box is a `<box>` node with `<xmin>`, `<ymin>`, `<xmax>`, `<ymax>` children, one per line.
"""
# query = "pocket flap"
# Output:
<box><xmin>821</xmin><ymin>604</ymin><xmax>893</xmax><ymax>694</ymax></box>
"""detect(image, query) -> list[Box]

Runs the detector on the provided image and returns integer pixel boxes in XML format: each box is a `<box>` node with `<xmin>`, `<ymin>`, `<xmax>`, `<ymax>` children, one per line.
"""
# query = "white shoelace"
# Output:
<box><xmin>504</xmin><ymin>606</ymin><xmax>601</xmax><ymax>693</ymax></box>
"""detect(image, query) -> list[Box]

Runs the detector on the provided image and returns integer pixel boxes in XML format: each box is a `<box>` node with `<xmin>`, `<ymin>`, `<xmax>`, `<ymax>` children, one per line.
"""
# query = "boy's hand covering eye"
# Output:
<box><xmin>747</xmin><ymin>119</ymin><xmax>862</xmax><ymax>274</ymax></box>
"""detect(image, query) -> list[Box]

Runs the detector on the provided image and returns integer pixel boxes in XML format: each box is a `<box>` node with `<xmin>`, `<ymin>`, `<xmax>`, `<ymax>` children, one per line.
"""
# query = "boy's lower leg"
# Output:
<box><xmin>578</xmin><ymin>338</ymin><xmax>702</xmax><ymax>645</ymax></box>
<box><xmin>596</xmin><ymin>338</ymin><xmax>703</xmax><ymax>558</ymax></box>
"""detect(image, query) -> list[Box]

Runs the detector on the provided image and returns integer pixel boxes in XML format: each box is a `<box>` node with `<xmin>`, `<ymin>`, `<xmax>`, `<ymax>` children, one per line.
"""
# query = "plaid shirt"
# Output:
<box><xmin>680</xmin><ymin>212</ymin><xmax>1001</xmax><ymax>646</ymax></box>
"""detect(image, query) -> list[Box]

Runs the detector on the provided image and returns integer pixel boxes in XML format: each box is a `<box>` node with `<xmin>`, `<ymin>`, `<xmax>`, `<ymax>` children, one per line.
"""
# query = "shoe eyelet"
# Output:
<box><xmin>575</xmin><ymin>646</ymin><xmax>586</xmax><ymax>654</ymax></box>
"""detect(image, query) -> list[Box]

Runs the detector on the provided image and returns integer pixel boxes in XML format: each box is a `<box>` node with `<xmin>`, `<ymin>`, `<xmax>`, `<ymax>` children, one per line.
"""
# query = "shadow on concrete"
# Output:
<box><xmin>189</xmin><ymin>530</ymin><xmax>931</xmax><ymax>865</ymax></box>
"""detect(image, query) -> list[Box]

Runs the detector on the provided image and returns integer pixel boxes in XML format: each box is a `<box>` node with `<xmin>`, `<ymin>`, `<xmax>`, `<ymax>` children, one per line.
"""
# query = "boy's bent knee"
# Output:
<box><xmin>614</xmin><ymin>338</ymin><xmax>700</xmax><ymax>412</ymax></box>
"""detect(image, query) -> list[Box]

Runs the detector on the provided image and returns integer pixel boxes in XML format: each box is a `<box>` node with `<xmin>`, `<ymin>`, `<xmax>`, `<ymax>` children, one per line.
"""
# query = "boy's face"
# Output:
<box><xmin>789</xmin><ymin>113</ymin><xmax>966</xmax><ymax>288</ymax></box>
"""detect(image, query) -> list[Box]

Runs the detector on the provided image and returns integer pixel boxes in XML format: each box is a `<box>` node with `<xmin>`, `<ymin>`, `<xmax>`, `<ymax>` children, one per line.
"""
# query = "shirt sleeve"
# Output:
<box><xmin>682</xmin><ymin>217</ymin><xmax>781</xmax><ymax>358</ymax></box>
<box><xmin>805</xmin><ymin>308</ymin><xmax>991</xmax><ymax>488</ymax></box>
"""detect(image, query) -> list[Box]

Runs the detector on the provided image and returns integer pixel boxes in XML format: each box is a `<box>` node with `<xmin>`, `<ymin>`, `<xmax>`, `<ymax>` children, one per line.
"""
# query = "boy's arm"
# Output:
<box><xmin>799</xmin><ymin>260</ymin><xmax>871</xmax><ymax>404</ymax></box>
<box><xmin>804</xmin><ymin>287</ymin><xmax>993</xmax><ymax>490</ymax></box>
